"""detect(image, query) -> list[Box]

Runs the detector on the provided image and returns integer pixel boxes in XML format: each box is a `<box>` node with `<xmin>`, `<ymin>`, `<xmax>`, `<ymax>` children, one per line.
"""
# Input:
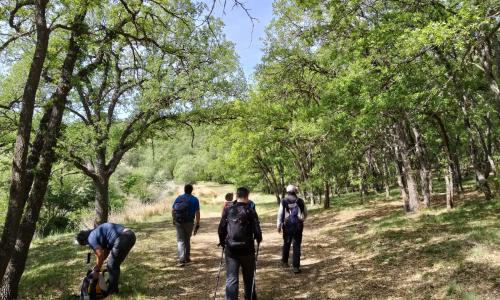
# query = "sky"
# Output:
<box><xmin>216</xmin><ymin>1</ymin><xmax>275</xmax><ymax>80</ymax></box>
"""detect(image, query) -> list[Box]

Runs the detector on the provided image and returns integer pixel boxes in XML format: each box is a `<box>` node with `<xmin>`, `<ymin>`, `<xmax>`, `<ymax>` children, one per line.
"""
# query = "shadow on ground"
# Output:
<box><xmin>19</xmin><ymin>192</ymin><xmax>500</xmax><ymax>299</ymax></box>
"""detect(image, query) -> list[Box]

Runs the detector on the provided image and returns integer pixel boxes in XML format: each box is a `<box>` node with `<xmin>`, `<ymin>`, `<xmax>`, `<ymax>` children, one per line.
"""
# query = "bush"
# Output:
<box><xmin>38</xmin><ymin>175</ymin><xmax>94</xmax><ymax>236</ymax></box>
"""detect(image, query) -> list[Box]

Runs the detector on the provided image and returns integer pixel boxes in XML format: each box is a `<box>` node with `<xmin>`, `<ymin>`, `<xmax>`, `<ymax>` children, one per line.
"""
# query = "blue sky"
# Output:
<box><xmin>216</xmin><ymin>1</ymin><xmax>274</xmax><ymax>80</ymax></box>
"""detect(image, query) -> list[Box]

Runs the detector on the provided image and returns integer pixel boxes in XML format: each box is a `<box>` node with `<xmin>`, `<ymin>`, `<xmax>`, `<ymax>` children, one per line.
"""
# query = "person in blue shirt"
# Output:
<box><xmin>171</xmin><ymin>184</ymin><xmax>200</xmax><ymax>266</ymax></box>
<box><xmin>76</xmin><ymin>223</ymin><xmax>136</xmax><ymax>295</ymax></box>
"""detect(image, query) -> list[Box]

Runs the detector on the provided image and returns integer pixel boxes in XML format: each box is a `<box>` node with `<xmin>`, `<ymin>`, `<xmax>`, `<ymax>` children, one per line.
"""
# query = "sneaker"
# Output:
<box><xmin>186</xmin><ymin>258</ymin><xmax>192</xmax><ymax>263</ymax></box>
<box><xmin>293</xmin><ymin>267</ymin><xmax>301</xmax><ymax>274</ymax></box>
<box><xmin>177</xmin><ymin>261</ymin><xmax>186</xmax><ymax>267</ymax></box>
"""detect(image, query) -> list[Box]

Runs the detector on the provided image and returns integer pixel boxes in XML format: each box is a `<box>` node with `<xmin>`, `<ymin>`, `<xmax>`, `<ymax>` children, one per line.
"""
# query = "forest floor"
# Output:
<box><xmin>19</xmin><ymin>182</ymin><xmax>500</xmax><ymax>300</ymax></box>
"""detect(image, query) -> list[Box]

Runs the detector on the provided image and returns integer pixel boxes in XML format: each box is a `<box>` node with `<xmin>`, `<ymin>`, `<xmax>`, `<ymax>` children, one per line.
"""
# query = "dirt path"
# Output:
<box><xmin>121</xmin><ymin>201</ymin><xmax>402</xmax><ymax>299</ymax></box>
<box><xmin>19</xmin><ymin>189</ymin><xmax>499</xmax><ymax>299</ymax></box>
<box><xmin>117</xmin><ymin>194</ymin><xmax>500</xmax><ymax>300</ymax></box>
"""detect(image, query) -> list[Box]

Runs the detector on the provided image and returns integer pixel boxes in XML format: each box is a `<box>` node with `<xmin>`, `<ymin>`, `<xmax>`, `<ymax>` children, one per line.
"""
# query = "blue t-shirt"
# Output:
<box><xmin>88</xmin><ymin>223</ymin><xmax>124</xmax><ymax>251</ymax></box>
<box><xmin>172</xmin><ymin>194</ymin><xmax>200</xmax><ymax>221</ymax></box>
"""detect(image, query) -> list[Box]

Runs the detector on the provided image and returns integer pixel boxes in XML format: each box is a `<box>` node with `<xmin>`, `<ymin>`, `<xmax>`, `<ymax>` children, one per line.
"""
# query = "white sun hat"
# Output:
<box><xmin>286</xmin><ymin>184</ymin><xmax>298</xmax><ymax>193</ymax></box>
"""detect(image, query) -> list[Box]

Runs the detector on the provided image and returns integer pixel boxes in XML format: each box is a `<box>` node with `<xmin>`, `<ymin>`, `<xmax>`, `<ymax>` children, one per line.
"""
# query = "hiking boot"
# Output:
<box><xmin>293</xmin><ymin>267</ymin><xmax>301</xmax><ymax>274</ymax></box>
<box><xmin>177</xmin><ymin>261</ymin><xmax>186</xmax><ymax>267</ymax></box>
<box><xmin>280</xmin><ymin>261</ymin><xmax>289</xmax><ymax>268</ymax></box>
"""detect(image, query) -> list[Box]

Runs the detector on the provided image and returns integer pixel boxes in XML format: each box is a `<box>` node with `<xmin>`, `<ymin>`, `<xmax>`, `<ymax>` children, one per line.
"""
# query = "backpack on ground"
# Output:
<box><xmin>80</xmin><ymin>270</ymin><xmax>108</xmax><ymax>300</ymax></box>
<box><xmin>226</xmin><ymin>203</ymin><xmax>254</xmax><ymax>249</ymax></box>
<box><xmin>284</xmin><ymin>197</ymin><xmax>304</xmax><ymax>229</ymax></box>
<box><xmin>173</xmin><ymin>196</ymin><xmax>190</xmax><ymax>224</ymax></box>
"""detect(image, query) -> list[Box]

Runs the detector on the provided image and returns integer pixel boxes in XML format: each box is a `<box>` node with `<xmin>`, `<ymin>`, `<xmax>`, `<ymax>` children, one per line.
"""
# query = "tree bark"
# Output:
<box><xmin>412</xmin><ymin>126</ymin><xmax>431</xmax><ymax>208</ymax></box>
<box><xmin>395</xmin><ymin>122</ymin><xmax>419</xmax><ymax>212</ymax></box>
<box><xmin>94</xmin><ymin>176</ymin><xmax>110</xmax><ymax>226</ymax></box>
<box><xmin>382</xmin><ymin>158</ymin><xmax>391</xmax><ymax>199</ymax></box>
<box><xmin>0</xmin><ymin>0</ymin><xmax>50</xmax><ymax>279</ymax></box>
<box><xmin>395</xmin><ymin>158</ymin><xmax>409</xmax><ymax>211</ymax></box>
<box><xmin>324</xmin><ymin>180</ymin><xmax>330</xmax><ymax>209</ymax></box>
<box><xmin>444</xmin><ymin>166</ymin><xmax>454</xmax><ymax>210</ymax></box>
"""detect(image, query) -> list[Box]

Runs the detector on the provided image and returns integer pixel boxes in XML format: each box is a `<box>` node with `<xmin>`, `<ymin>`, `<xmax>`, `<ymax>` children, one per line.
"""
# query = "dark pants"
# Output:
<box><xmin>107</xmin><ymin>230</ymin><xmax>136</xmax><ymax>294</ymax></box>
<box><xmin>175</xmin><ymin>222</ymin><xmax>194</xmax><ymax>263</ymax></box>
<box><xmin>225</xmin><ymin>253</ymin><xmax>257</xmax><ymax>300</ymax></box>
<box><xmin>282</xmin><ymin>228</ymin><xmax>302</xmax><ymax>268</ymax></box>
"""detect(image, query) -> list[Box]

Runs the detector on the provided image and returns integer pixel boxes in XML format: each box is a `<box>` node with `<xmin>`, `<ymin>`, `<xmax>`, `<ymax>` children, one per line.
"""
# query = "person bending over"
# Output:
<box><xmin>76</xmin><ymin>223</ymin><xmax>136</xmax><ymax>294</ymax></box>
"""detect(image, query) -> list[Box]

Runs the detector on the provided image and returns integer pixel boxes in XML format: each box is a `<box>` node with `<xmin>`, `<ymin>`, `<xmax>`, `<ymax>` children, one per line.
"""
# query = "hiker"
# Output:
<box><xmin>172</xmin><ymin>184</ymin><xmax>200</xmax><ymax>266</ymax></box>
<box><xmin>222</xmin><ymin>192</ymin><xmax>234</xmax><ymax>212</ymax></box>
<box><xmin>277</xmin><ymin>184</ymin><xmax>307</xmax><ymax>274</ymax></box>
<box><xmin>223</xmin><ymin>192</ymin><xmax>256</xmax><ymax>213</ymax></box>
<box><xmin>218</xmin><ymin>187</ymin><xmax>262</xmax><ymax>300</ymax></box>
<box><xmin>75</xmin><ymin>223</ymin><xmax>136</xmax><ymax>295</ymax></box>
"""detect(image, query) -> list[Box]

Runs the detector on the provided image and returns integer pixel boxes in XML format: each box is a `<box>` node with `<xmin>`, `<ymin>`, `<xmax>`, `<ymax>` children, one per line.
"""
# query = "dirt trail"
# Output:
<box><xmin>122</xmin><ymin>200</ymin><xmax>405</xmax><ymax>299</ymax></box>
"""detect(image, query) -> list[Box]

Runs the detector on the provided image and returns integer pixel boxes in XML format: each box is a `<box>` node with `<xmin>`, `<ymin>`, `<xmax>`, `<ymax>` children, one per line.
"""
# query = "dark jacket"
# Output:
<box><xmin>218</xmin><ymin>201</ymin><xmax>262</xmax><ymax>257</ymax></box>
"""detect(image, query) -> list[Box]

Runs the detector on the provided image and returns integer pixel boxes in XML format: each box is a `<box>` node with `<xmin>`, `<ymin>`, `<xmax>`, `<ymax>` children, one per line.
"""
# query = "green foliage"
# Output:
<box><xmin>38</xmin><ymin>174</ymin><xmax>94</xmax><ymax>236</ymax></box>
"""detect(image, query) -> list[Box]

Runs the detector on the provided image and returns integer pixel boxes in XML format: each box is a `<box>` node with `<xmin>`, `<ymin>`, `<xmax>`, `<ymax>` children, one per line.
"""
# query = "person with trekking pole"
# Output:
<box><xmin>277</xmin><ymin>185</ymin><xmax>307</xmax><ymax>274</ymax></box>
<box><xmin>172</xmin><ymin>184</ymin><xmax>201</xmax><ymax>267</ymax></box>
<box><xmin>75</xmin><ymin>223</ymin><xmax>136</xmax><ymax>295</ymax></box>
<box><xmin>218</xmin><ymin>187</ymin><xmax>262</xmax><ymax>300</ymax></box>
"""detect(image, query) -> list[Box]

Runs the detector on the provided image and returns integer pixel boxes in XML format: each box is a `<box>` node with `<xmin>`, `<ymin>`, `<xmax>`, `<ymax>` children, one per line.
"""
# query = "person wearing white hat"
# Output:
<box><xmin>277</xmin><ymin>184</ymin><xmax>307</xmax><ymax>274</ymax></box>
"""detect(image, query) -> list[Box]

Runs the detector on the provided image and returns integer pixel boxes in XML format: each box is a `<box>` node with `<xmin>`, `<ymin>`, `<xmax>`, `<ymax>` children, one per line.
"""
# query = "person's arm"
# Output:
<box><xmin>277</xmin><ymin>201</ymin><xmax>284</xmax><ymax>232</ymax></box>
<box><xmin>195</xmin><ymin>210</ymin><xmax>200</xmax><ymax>225</ymax></box>
<box><xmin>252</xmin><ymin>209</ymin><xmax>262</xmax><ymax>244</ymax></box>
<box><xmin>92</xmin><ymin>247</ymin><xmax>110</xmax><ymax>278</ymax></box>
<box><xmin>301</xmin><ymin>199</ymin><xmax>308</xmax><ymax>220</ymax></box>
<box><xmin>218</xmin><ymin>208</ymin><xmax>228</xmax><ymax>247</ymax></box>
<box><xmin>172</xmin><ymin>197</ymin><xmax>178</xmax><ymax>226</ymax></box>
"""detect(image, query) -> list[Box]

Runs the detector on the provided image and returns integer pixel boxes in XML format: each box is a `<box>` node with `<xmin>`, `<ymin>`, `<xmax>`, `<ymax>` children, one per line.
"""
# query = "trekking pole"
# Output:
<box><xmin>251</xmin><ymin>242</ymin><xmax>260</xmax><ymax>300</ymax></box>
<box><xmin>213</xmin><ymin>246</ymin><xmax>224</xmax><ymax>300</ymax></box>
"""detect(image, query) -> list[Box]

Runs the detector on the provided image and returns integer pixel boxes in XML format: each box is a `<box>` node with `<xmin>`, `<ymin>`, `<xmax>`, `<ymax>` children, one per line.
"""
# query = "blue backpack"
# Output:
<box><xmin>173</xmin><ymin>196</ymin><xmax>190</xmax><ymax>224</ymax></box>
<box><xmin>284</xmin><ymin>198</ymin><xmax>303</xmax><ymax>230</ymax></box>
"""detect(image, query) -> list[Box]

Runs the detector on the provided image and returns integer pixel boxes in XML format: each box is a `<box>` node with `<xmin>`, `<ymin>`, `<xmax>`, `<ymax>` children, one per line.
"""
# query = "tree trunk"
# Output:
<box><xmin>0</xmin><ymin>1</ymin><xmax>50</xmax><ymax>279</ymax></box>
<box><xmin>412</xmin><ymin>126</ymin><xmax>431</xmax><ymax>208</ymax></box>
<box><xmin>395</xmin><ymin>159</ymin><xmax>409</xmax><ymax>211</ymax></box>
<box><xmin>382</xmin><ymin>158</ymin><xmax>391</xmax><ymax>200</ymax></box>
<box><xmin>324</xmin><ymin>181</ymin><xmax>330</xmax><ymax>209</ymax></box>
<box><xmin>0</xmin><ymin>9</ymin><xmax>88</xmax><ymax>296</ymax></box>
<box><xmin>431</xmin><ymin>113</ymin><xmax>462</xmax><ymax>196</ymax></box>
<box><xmin>460</xmin><ymin>98</ymin><xmax>493</xmax><ymax>200</ymax></box>
<box><xmin>94</xmin><ymin>176</ymin><xmax>110</xmax><ymax>226</ymax></box>
<box><xmin>444</xmin><ymin>166</ymin><xmax>454</xmax><ymax>210</ymax></box>
<box><xmin>358</xmin><ymin>165</ymin><xmax>367</xmax><ymax>199</ymax></box>
<box><xmin>395</xmin><ymin>122</ymin><xmax>419</xmax><ymax>212</ymax></box>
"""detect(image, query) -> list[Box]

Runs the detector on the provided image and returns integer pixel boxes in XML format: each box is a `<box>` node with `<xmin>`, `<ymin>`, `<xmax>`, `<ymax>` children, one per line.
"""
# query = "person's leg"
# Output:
<box><xmin>292</xmin><ymin>230</ymin><xmax>302</xmax><ymax>269</ymax></box>
<box><xmin>175</xmin><ymin>223</ymin><xmax>187</xmax><ymax>263</ymax></box>
<box><xmin>241</xmin><ymin>254</ymin><xmax>257</xmax><ymax>300</ymax></box>
<box><xmin>107</xmin><ymin>231</ymin><xmax>136</xmax><ymax>294</ymax></box>
<box><xmin>225</xmin><ymin>254</ymin><xmax>240</xmax><ymax>300</ymax></box>
<box><xmin>182</xmin><ymin>222</ymin><xmax>194</xmax><ymax>261</ymax></box>
<box><xmin>281</xmin><ymin>231</ymin><xmax>292</xmax><ymax>265</ymax></box>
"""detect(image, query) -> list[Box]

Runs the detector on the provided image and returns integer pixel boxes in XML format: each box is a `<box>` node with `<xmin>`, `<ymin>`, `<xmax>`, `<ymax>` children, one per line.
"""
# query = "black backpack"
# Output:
<box><xmin>173</xmin><ymin>196</ymin><xmax>190</xmax><ymax>224</ymax></box>
<box><xmin>226</xmin><ymin>203</ymin><xmax>253</xmax><ymax>249</ymax></box>
<box><xmin>80</xmin><ymin>270</ymin><xmax>108</xmax><ymax>300</ymax></box>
